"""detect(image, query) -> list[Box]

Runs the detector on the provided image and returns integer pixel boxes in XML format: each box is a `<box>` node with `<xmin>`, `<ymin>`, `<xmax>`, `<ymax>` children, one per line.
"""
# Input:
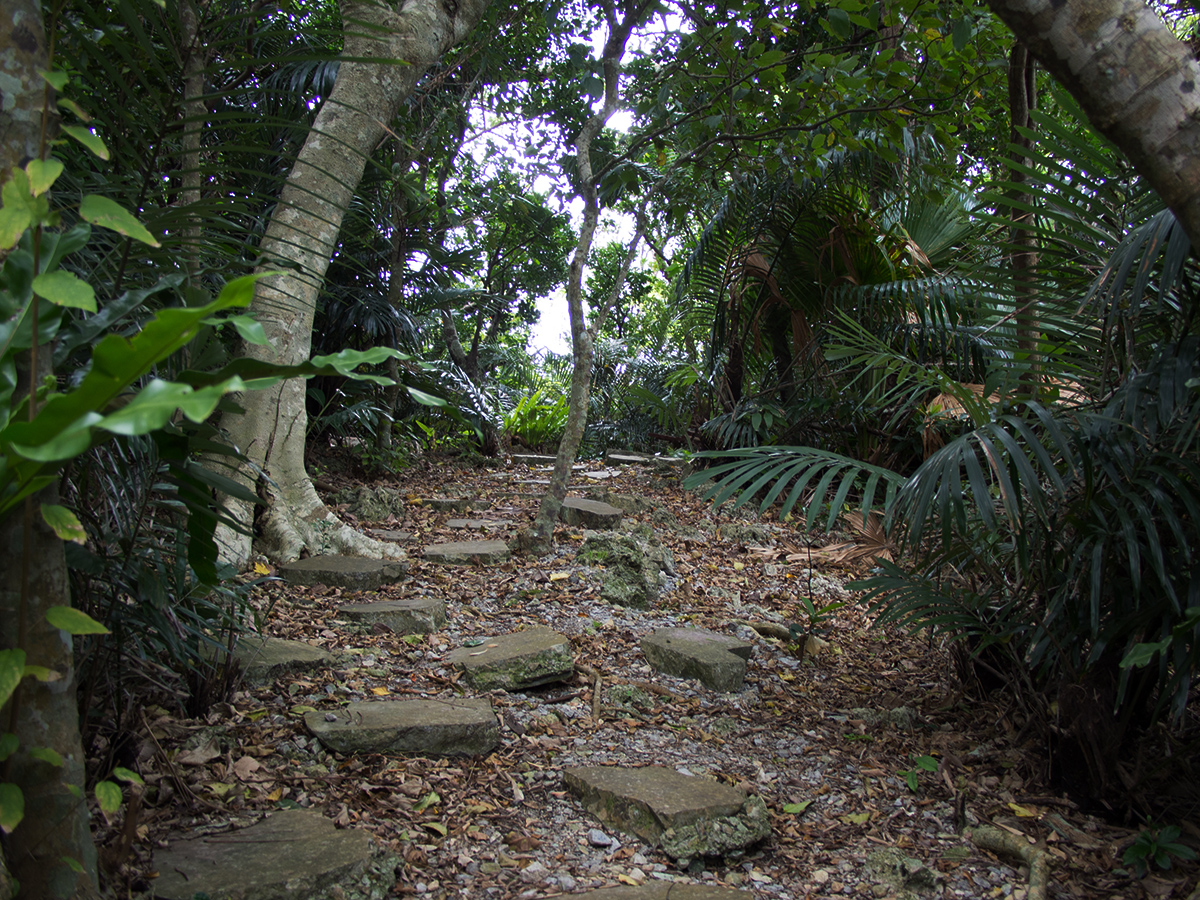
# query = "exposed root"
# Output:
<box><xmin>966</xmin><ymin>825</ymin><xmax>1051</xmax><ymax>900</ymax></box>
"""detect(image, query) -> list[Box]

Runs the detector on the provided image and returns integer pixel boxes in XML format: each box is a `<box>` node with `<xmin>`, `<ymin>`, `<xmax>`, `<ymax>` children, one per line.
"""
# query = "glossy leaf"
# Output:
<box><xmin>0</xmin><ymin>782</ymin><xmax>24</xmax><ymax>833</ymax></box>
<box><xmin>32</xmin><ymin>271</ymin><xmax>95</xmax><ymax>311</ymax></box>
<box><xmin>41</xmin><ymin>504</ymin><xmax>86</xmax><ymax>543</ymax></box>
<box><xmin>61</xmin><ymin>125</ymin><xmax>109</xmax><ymax>160</ymax></box>
<box><xmin>45</xmin><ymin>606</ymin><xmax>109</xmax><ymax>635</ymax></box>
<box><xmin>79</xmin><ymin>195</ymin><xmax>158</xmax><ymax>246</ymax></box>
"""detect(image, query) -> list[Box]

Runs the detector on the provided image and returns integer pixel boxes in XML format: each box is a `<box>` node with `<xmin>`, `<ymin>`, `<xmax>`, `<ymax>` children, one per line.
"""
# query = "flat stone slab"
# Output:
<box><xmin>306</xmin><ymin>698</ymin><xmax>499</xmax><ymax>757</ymax></box>
<box><xmin>336</xmin><ymin>598</ymin><xmax>446</xmax><ymax>634</ymax></box>
<box><xmin>564</xmin><ymin>766</ymin><xmax>770</xmax><ymax>861</ymax></box>
<box><xmin>577</xmin><ymin>886</ymin><xmax>751</xmax><ymax>899</ymax></box>
<box><xmin>369</xmin><ymin>529</ymin><xmax>413</xmax><ymax>542</ymax></box>
<box><xmin>422</xmin><ymin>539</ymin><xmax>511</xmax><ymax>564</ymax></box>
<box><xmin>279</xmin><ymin>555</ymin><xmax>408</xmax><ymax>590</ymax></box>
<box><xmin>150</xmin><ymin>809</ymin><xmax>396</xmax><ymax>900</ymax></box>
<box><xmin>228</xmin><ymin>636</ymin><xmax>333</xmax><ymax>686</ymax></box>
<box><xmin>445</xmin><ymin>627</ymin><xmax>574</xmax><ymax>691</ymax></box>
<box><xmin>513</xmin><ymin>453</ymin><xmax>558</xmax><ymax>465</ymax></box>
<box><xmin>559</xmin><ymin>497</ymin><xmax>623</xmax><ymax>529</ymax></box>
<box><xmin>640</xmin><ymin>628</ymin><xmax>754</xmax><ymax>692</ymax></box>
<box><xmin>446</xmin><ymin>518</ymin><xmax>515</xmax><ymax>531</ymax></box>
<box><xmin>605</xmin><ymin>452</ymin><xmax>653</xmax><ymax>465</ymax></box>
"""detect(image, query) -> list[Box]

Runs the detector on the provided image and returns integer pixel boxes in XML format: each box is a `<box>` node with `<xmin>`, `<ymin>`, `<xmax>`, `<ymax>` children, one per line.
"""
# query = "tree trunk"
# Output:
<box><xmin>1007</xmin><ymin>43</ymin><xmax>1039</xmax><ymax>391</ymax></box>
<box><xmin>218</xmin><ymin>0</ymin><xmax>490</xmax><ymax>566</ymax></box>
<box><xmin>0</xmin><ymin>3</ymin><xmax>98</xmax><ymax>894</ymax></box>
<box><xmin>987</xmin><ymin>0</ymin><xmax>1200</xmax><ymax>248</ymax></box>
<box><xmin>525</xmin><ymin>6</ymin><xmax>651</xmax><ymax>550</ymax></box>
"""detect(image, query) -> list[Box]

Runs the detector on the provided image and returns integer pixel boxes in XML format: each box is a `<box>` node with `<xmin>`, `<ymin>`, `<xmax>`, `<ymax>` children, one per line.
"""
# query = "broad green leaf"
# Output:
<box><xmin>32</xmin><ymin>271</ymin><xmax>96</xmax><ymax>311</ymax></box>
<box><xmin>782</xmin><ymin>801</ymin><xmax>812</xmax><ymax>814</ymax></box>
<box><xmin>1121</xmin><ymin>639</ymin><xmax>1170</xmax><ymax>669</ymax></box>
<box><xmin>0</xmin><ymin>733</ymin><xmax>17</xmax><ymax>762</ymax></box>
<box><xmin>407</xmin><ymin>386</ymin><xmax>447</xmax><ymax>407</ymax></box>
<box><xmin>218</xmin><ymin>314</ymin><xmax>268</xmax><ymax>346</ymax></box>
<box><xmin>40</xmin><ymin>69</ymin><xmax>68</xmax><ymax>90</ymax></box>
<box><xmin>0</xmin><ymin>649</ymin><xmax>25</xmax><ymax>708</ymax></box>
<box><xmin>79</xmin><ymin>195</ymin><xmax>157</xmax><ymax>246</ymax></box>
<box><xmin>26</xmin><ymin>158</ymin><xmax>63</xmax><ymax>196</ymax></box>
<box><xmin>414</xmin><ymin>790</ymin><xmax>440</xmax><ymax>812</ymax></box>
<box><xmin>112</xmin><ymin>767</ymin><xmax>144</xmax><ymax>785</ymax></box>
<box><xmin>94</xmin><ymin>780</ymin><xmax>122</xmax><ymax>814</ymax></box>
<box><xmin>422</xmin><ymin>822</ymin><xmax>448</xmax><ymax>837</ymax></box>
<box><xmin>61</xmin><ymin>855</ymin><xmax>85</xmax><ymax>873</ymax></box>
<box><xmin>41</xmin><ymin>504</ymin><xmax>86</xmax><ymax>543</ymax></box>
<box><xmin>56</xmin><ymin>97</ymin><xmax>90</xmax><ymax>121</ymax></box>
<box><xmin>0</xmin><ymin>178</ymin><xmax>33</xmax><ymax>248</ymax></box>
<box><xmin>952</xmin><ymin>18</ymin><xmax>972</xmax><ymax>52</ymax></box>
<box><xmin>22</xmin><ymin>665</ymin><xmax>54</xmax><ymax>682</ymax></box>
<box><xmin>45</xmin><ymin>606</ymin><xmax>109</xmax><ymax>635</ymax></box>
<box><xmin>96</xmin><ymin>377</ymin><xmax>245</xmax><ymax>436</ymax></box>
<box><xmin>28</xmin><ymin>746</ymin><xmax>64</xmax><ymax>767</ymax></box>
<box><xmin>0</xmin><ymin>782</ymin><xmax>24</xmax><ymax>833</ymax></box>
<box><xmin>61</xmin><ymin>125</ymin><xmax>108</xmax><ymax>160</ymax></box>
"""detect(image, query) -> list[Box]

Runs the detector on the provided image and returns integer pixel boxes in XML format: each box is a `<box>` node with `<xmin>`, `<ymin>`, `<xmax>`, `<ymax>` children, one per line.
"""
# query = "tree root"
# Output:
<box><xmin>965</xmin><ymin>825</ymin><xmax>1051</xmax><ymax>900</ymax></box>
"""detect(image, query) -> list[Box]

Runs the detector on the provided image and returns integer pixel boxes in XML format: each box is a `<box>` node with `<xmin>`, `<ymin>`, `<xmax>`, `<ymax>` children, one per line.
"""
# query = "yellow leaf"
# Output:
<box><xmin>253</xmin><ymin>562</ymin><xmax>271</xmax><ymax>575</ymax></box>
<box><xmin>842</xmin><ymin>812</ymin><xmax>871</xmax><ymax>825</ymax></box>
<box><xmin>266</xmin><ymin>788</ymin><xmax>283</xmax><ymax>802</ymax></box>
<box><xmin>549</xmin><ymin>572</ymin><xmax>569</xmax><ymax>581</ymax></box>
<box><xmin>371</xmin><ymin>687</ymin><xmax>390</xmax><ymax>696</ymax></box>
<box><xmin>207</xmin><ymin>782</ymin><xmax>234</xmax><ymax>797</ymax></box>
<box><xmin>1008</xmin><ymin>802</ymin><xmax>1037</xmax><ymax>817</ymax></box>
<box><xmin>617</xmin><ymin>875</ymin><xmax>639</xmax><ymax>885</ymax></box>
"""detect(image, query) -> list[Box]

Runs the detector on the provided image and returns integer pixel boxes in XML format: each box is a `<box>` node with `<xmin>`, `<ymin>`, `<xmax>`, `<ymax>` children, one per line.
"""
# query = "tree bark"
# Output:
<box><xmin>0</xmin><ymin>2</ymin><xmax>98</xmax><ymax>894</ymax></box>
<box><xmin>525</xmin><ymin>2</ymin><xmax>652</xmax><ymax>549</ymax></box>
<box><xmin>1007</xmin><ymin>42</ymin><xmax>1039</xmax><ymax>390</ymax></box>
<box><xmin>987</xmin><ymin>0</ymin><xmax>1200</xmax><ymax>248</ymax></box>
<box><xmin>218</xmin><ymin>0</ymin><xmax>490</xmax><ymax>566</ymax></box>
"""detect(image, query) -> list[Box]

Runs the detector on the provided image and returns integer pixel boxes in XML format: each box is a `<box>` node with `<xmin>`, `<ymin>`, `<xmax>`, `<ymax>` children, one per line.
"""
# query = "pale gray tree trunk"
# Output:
<box><xmin>987</xmin><ymin>0</ymin><xmax>1200</xmax><ymax>248</ymax></box>
<box><xmin>0</xmin><ymin>1</ymin><xmax>98</xmax><ymax>895</ymax></box>
<box><xmin>219</xmin><ymin>0</ymin><xmax>490</xmax><ymax>566</ymax></box>
<box><xmin>523</xmin><ymin>1</ymin><xmax>652</xmax><ymax>551</ymax></box>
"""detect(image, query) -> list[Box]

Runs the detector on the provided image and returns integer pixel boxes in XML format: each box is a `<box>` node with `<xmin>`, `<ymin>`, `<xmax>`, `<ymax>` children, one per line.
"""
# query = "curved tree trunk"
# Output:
<box><xmin>525</xmin><ymin>2</ymin><xmax>652</xmax><ymax>550</ymax></box>
<box><xmin>0</xmin><ymin>2</ymin><xmax>98</xmax><ymax>895</ymax></box>
<box><xmin>218</xmin><ymin>0</ymin><xmax>490</xmax><ymax>566</ymax></box>
<box><xmin>987</xmin><ymin>0</ymin><xmax>1200</xmax><ymax>248</ymax></box>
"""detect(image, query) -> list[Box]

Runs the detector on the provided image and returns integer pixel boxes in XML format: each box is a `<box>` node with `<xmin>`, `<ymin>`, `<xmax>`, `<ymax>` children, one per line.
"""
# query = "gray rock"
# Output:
<box><xmin>336</xmin><ymin>598</ymin><xmax>447</xmax><ymax>634</ymax></box>
<box><xmin>225</xmin><ymin>635</ymin><xmax>333</xmax><ymax>686</ymax></box>
<box><xmin>150</xmin><ymin>809</ymin><xmax>397</xmax><ymax>900</ymax></box>
<box><xmin>577</xmin><ymin>531</ymin><xmax>673</xmax><ymax>608</ymax></box>
<box><xmin>305</xmin><ymin>698</ymin><xmax>499</xmax><ymax>757</ymax></box>
<box><xmin>640</xmin><ymin>628</ymin><xmax>754</xmax><ymax>692</ymax></box>
<box><xmin>333</xmin><ymin>485</ymin><xmax>407</xmax><ymax>522</ymax></box>
<box><xmin>560</xmin><ymin>497</ymin><xmax>623</xmax><ymax>529</ymax></box>
<box><xmin>718</xmin><ymin>523</ymin><xmax>774</xmax><ymax>545</ymax></box>
<box><xmin>866</xmin><ymin>847</ymin><xmax>942</xmax><ymax>896</ymax></box>
<box><xmin>513</xmin><ymin>453</ymin><xmax>559</xmax><ymax>465</ymax></box>
<box><xmin>445</xmin><ymin>627</ymin><xmax>574</xmax><ymax>691</ymax></box>
<box><xmin>585</xmin><ymin>490</ymin><xmax>653</xmax><ymax>515</ymax></box>
<box><xmin>370</xmin><ymin>529</ymin><xmax>413</xmax><ymax>543</ymax></box>
<box><xmin>604</xmin><ymin>451</ymin><xmax>653</xmax><ymax>465</ymax></box>
<box><xmin>279</xmin><ymin>555</ymin><xmax>408</xmax><ymax>590</ymax></box>
<box><xmin>445</xmin><ymin>518</ymin><xmax>514</xmax><ymax>531</ymax></box>
<box><xmin>422</xmin><ymin>539</ymin><xmax>511</xmax><ymax>564</ymax></box>
<box><xmin>564</xmin><ymin>766</ymin><xmax>769</xmax><ymax>861</ymax></box>
<box><xmin>421</xmin><ymin>495</ymin><xmax>476</xmax><ymax>512</ymax></box>
<box><xmin>574</xmin><ymin>886</ymin><xmax>748</xmax><ymax>899</ymax></box>
<box><xmin>588</xmin><ymin>828</ymin><xmax>613</xmax><ymax>847</ymax></box>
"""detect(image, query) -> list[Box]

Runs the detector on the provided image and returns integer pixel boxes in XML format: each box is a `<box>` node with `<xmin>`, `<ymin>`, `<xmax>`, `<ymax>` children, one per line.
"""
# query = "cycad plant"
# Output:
<box><xmin>686</xmin><ymin>106</ymin><xmax>1200</xmax><ymax>805</ymax></box>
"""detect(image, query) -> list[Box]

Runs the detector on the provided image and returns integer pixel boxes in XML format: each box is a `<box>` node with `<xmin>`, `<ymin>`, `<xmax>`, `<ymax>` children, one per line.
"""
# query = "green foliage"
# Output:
<box><xmin>1122</xmin><ymin>825</ymin><xmax>1197</xmax><ymax>877</ymax></box>
<box><xmin>896</xmin><ymin>755</ymin><xmax>938</xmax><ymax>793</ymax></box>
<box><xmin>504</xmin><ymin>387</ymin><xmax>569</xmax><ymax>451</ymax></box>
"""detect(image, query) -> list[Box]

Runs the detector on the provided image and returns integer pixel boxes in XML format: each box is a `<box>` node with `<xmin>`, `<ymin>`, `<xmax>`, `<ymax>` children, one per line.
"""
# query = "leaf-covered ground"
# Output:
<box><xmin>98</xmin><ymin>454</ymin><xmax>1198</xmax><ymax>899</ymax></box>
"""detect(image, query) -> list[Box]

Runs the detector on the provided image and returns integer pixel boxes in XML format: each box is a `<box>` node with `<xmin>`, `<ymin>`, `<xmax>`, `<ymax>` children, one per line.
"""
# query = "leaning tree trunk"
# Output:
<box><xmin>524</xmin><ymin>2</ymin><xmax>652</xmax><ymax>551</ymax></box>
<box><xmin>987</xmin><ymin>0</ymin><xmax>1200</xmax><ymax>248</ymax></box>
<box><xmin>0</xmin><ymin>1</ymin><xmax>99</xmax><ymax>895</ymax></box>
<box><xmin>218</xmin><ymin>0</ymin><xmax>490</xmax><ymax>566</ymax></box>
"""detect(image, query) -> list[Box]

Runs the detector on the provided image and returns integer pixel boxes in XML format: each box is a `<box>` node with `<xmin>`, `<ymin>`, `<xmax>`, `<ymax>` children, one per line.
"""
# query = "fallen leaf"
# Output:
<box><xmin>176</xmin><ymin>742</ymin><xmax>220</xmax><ymax>766</ymax></box>
<box><xmin>371</xmin><ymin>687</ymin><xmax>390</xmax><ymax>696</ymax></box>
<box><xmin>782</xmin><ymin>801</ymin><xmax>812</xmax><ymax>815</ymax></box>
<box><xmin>423</xmin><ymin>822</ymin><xmax>447</xmax><ymax>837</ymax></box>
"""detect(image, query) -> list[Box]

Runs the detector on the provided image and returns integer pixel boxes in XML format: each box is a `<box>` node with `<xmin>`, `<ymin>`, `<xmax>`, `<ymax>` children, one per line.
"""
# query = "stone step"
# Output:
<box><xmin>604</xmin><ymin>451</ymin><xmax>654</xmax><ymax>465</ymax></box>
<box><xmin>445</xmin><ymin>518</ymin><xmax>515</xmax><ymax>531</ymax></box>
<box><xmin>577</xmin><ymin>885</ymin><xmax>751</xmax><ymax>899</ymax></box>
<box><xmin>279</xmin><ymin>555</ymin><xmax>408</xmax><ymax>590</ymax></box>
<box><xmin>559</xmin><ymin>497</ymin><xmax>623</xmax><ymax>529</ymax></box>
<box><xmin>306</xmin><ymin>698</ymin><xmax>499</xmax><ymax>757</ymax></box>
<box><xmin>150</xmin><ymin>809</ymin><xmax>396</xmax><ymax>900</ymax></box>
<box><xmin>336</xmin><ymin>598</ymin><xmax>446</xmax><ymax>634</ymax></box>
<box><xmin>445</xmin><ymin>627</ymin><xmax>574</xmax><ymax>691</ymax></box>
<box><xmin>228</xmin><ymin>635</ymin><xmax>333</xmax><ymax>686</ymax></box>
<box><xmin>420</xmin><ymin>495</ymin><xmax>478</xmax><ymax>512</ymax></box>
<box><xmin>563</xmin><ymin>766</ymin><xmax>770</xmax><ymax>864</ymax></box>
<box><xmin>422</xmin><ymin>539</ymin><xmax>511</xmax><ymax>564</ymax></box>
<box><xmin>368</xmin><ymin>528</ymin><xmax>413</xmax><ymax>543</ymax></box>
<box><xmin>512</xmin><ymin>453</ymin><xmax>559</xmax><ymax>465</ymax></box>
<box><xmin>640</xmin><ymin>628</ymin><xmax>754</xmax><ymax>692</ymax></box>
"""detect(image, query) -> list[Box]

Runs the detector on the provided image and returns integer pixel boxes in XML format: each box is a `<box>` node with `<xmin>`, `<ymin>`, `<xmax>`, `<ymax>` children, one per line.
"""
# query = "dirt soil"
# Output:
<box><xmin>99</xmin><ymin>454</ymin><xmax>1200</xmax><ymax>900</ymax></box>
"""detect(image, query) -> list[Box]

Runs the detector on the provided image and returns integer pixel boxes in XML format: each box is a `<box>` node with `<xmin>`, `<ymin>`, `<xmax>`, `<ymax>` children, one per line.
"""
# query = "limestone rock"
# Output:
<box><xmin>445</xmin><ymin>627</ymin><xmax>574</xmax><ymax>690</ymax></box>
<box><xmin>422</xmin><ymin>539</ymin><xmax>511</xmax><ymax>564</ymax></box>
<box><xmin>445</xmin><ymin>518</ymin><xmax>514</xmax><ymax>531</ymax></box>
<box><xmin>332</xmin><ymin>485</ymin><xmax>406</xmax><ymax>522</ymax></box>
<box><xmin>718</xmin><ymin>523</ymin><xmax>774</xmax><ymax>545</ymax></box>
<box><xmin>577</xmin><ymin>531</ymin><xmax>673</xmax><ymax>608</ymax></box>
<box><xmin>421</xmin><ymin>495</ymin><xmax>476</xmax><ymax>512</ymax></box>
<box><xmin>866</xmin><ymin>847</ymin><xmax>942</xmax><ymax>896</ymax></box>
<box><xmin>369</xmin><ymin>528</ymin><xmax>413</xmax><ymax>543</ymax></box>
<box><xmin>305</xmin><ymin>698</ymin><xmax>499</xmax><ymax>757</ymax></box>
<box><xmin>512</xmin><ymin>453</ymin><xmax>559</xmax><ymax>466</ymax></box>
<box><xmin>150</xmin><ymin>809</ymin><xmax>397</xmax><ymax>900</ymax></box>
<box><xmin>640</xmin><ymin>628</ymin><xmax>754</xmax><ymax>692</ymax></box>
<box><xmin>336</xmin><ymin>598</ymin><xmax>446</xmax><ymax>634</ymax></box>
<box><xmin>559</xmin><ymin>497</ymin><xmax>623</xmax><ymax>529</ymax></box>
<box><xmin>564</xmin><ymin>766</ymin><xmax>769</xmax><ymax>861</ymax></box>
<box><xmin>227</xmin><ymin>636</ymin><xmax>333</xmax><ymax>686</ymax></box>
<box><xmin>279</xmin><ymin>555</ymin><xmax>408</xmax><ymax>590</ymax></box>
